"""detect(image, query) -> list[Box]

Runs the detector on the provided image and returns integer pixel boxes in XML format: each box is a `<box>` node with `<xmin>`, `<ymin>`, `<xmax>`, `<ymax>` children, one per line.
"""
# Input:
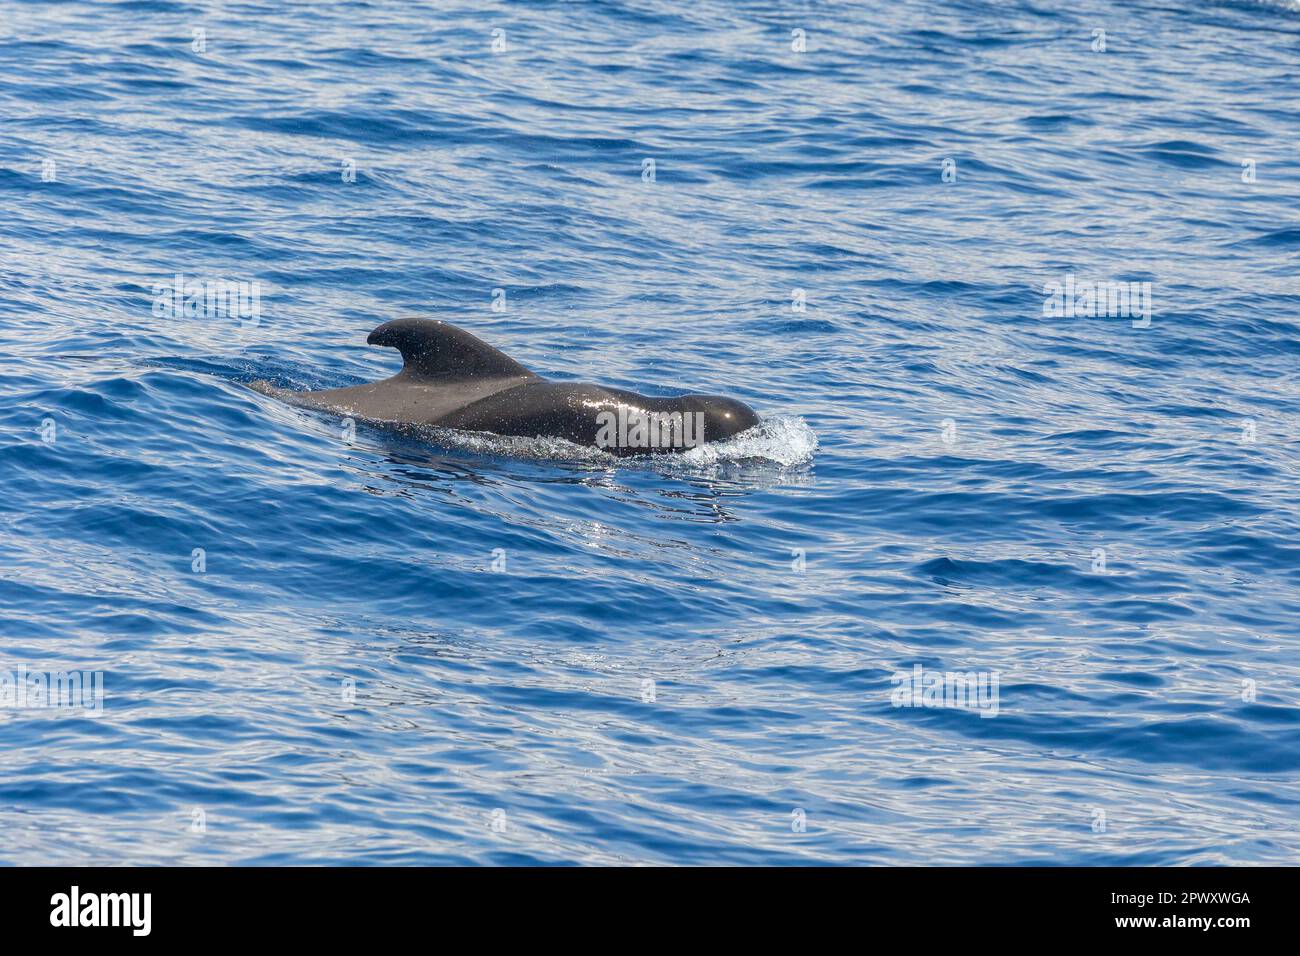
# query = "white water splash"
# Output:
<box><xmin>674</xmin><ymin>414</ymin><xmax>818</xmax><ymax>468</ymax></box>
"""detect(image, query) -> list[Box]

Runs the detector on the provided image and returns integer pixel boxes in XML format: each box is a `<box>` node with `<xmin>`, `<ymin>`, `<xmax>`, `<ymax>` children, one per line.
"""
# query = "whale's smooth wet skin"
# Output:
<box><xmin>251</xmin><ymin>318</ymin><xmax>761</xmax><ymax>455</ymax></box>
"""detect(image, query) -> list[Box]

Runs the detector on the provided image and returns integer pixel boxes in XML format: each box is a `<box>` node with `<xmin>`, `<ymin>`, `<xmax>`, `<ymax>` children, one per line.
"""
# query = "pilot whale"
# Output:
<box><xmin>250</xmin><ymin>318</ymin><xmax>760</xmax><ymax>455</ymax></box>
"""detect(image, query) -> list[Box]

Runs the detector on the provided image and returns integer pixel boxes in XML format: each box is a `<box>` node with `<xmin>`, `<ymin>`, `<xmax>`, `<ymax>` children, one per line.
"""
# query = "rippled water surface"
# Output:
<box><xmin>2</xmin><ymin>0</ymin><xmax>1299</xmax><ymax>864</ymax></box>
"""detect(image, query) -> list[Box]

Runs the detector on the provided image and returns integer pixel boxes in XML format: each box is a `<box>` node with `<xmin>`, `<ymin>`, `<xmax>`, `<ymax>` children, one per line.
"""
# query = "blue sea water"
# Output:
<box><xmin>2</xmin><ymin>0</ymin><xmax>1300</xmax><ymax>866</ymax></box>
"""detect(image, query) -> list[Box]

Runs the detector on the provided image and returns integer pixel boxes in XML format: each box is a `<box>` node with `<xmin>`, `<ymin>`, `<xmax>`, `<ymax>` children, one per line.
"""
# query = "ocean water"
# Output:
<box><xmin>2</xmin><ymin>0</ymin><xmax>1299</xmax><ymax>866</ymax></box>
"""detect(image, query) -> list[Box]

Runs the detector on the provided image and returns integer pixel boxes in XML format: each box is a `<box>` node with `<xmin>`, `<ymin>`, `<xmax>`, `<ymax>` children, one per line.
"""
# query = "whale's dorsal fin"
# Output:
<box><xmin>367</xmin><ymin>318</ymin><xmax>538</xmax><ymax>382</ymax></box>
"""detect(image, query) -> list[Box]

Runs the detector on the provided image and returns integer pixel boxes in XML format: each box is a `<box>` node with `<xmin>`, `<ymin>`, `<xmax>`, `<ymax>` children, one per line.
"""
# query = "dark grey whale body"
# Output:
<box><xmin>250</xmin><ymin>319</ymin><xmax>760</xmax><ymax>455</ymax></box>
